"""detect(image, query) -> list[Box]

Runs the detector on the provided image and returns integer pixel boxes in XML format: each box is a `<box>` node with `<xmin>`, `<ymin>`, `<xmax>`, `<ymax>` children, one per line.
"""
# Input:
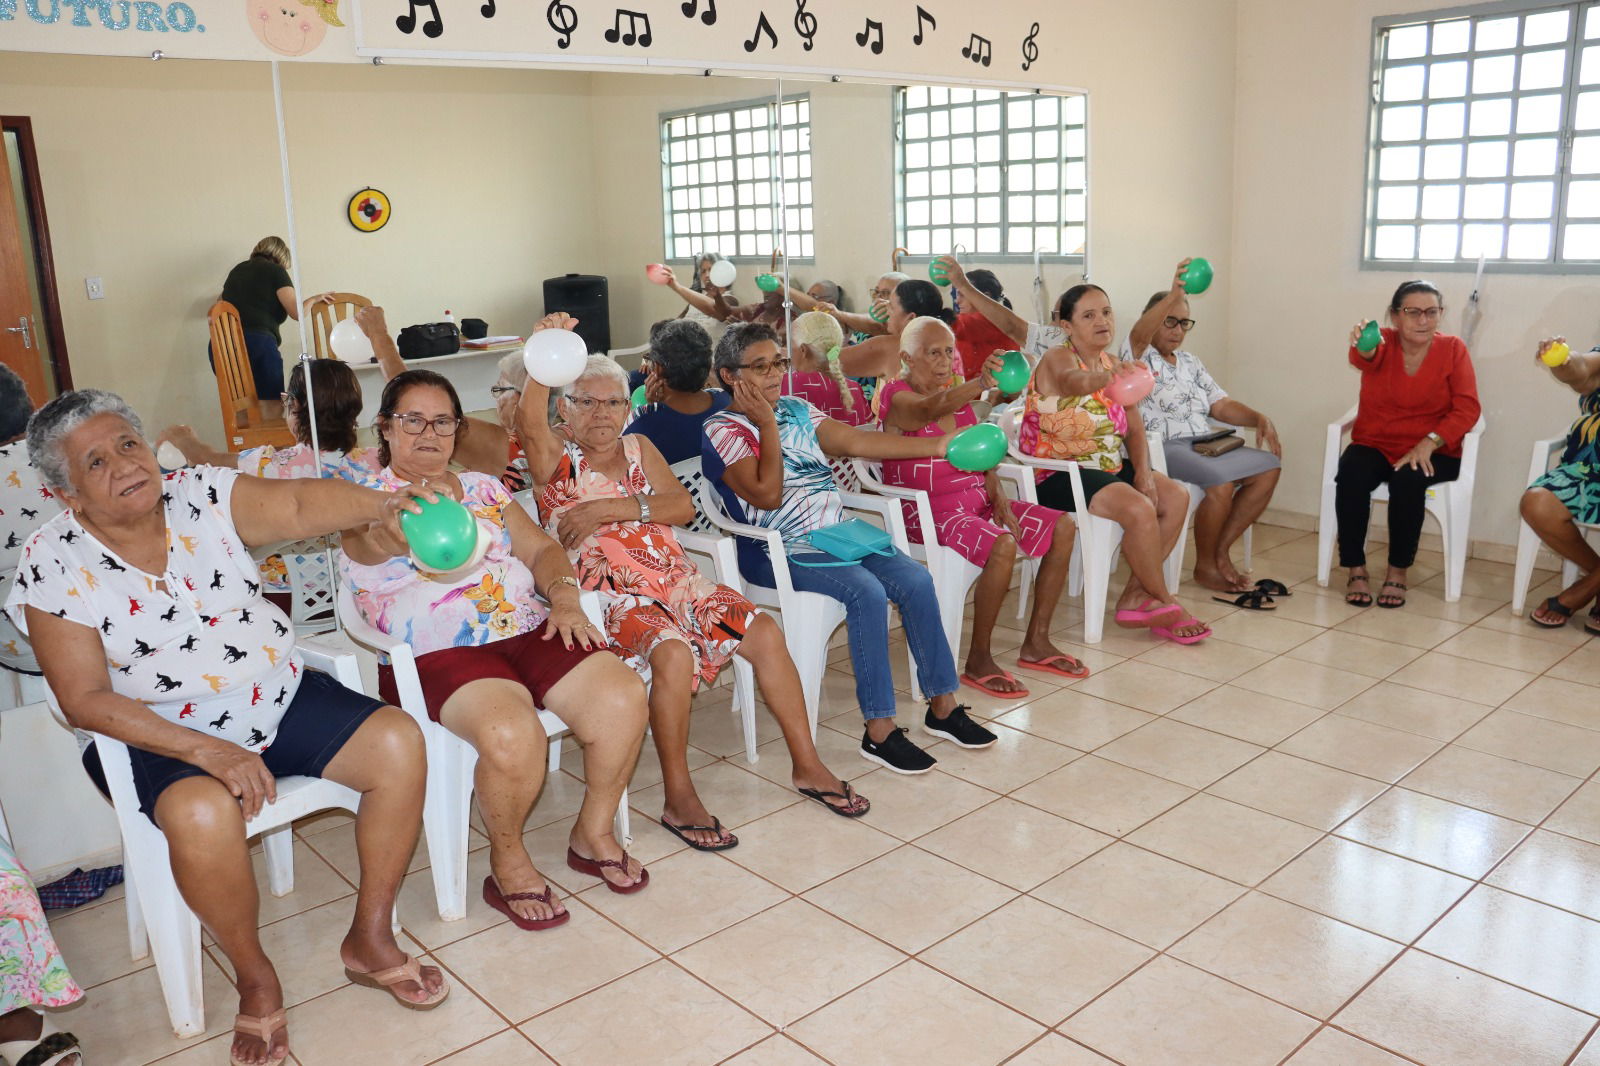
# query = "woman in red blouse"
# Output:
<box><xmin>1337</xmin><ymin>281</ymin><xmax>1481</xmax><ymax>608</ymax></box>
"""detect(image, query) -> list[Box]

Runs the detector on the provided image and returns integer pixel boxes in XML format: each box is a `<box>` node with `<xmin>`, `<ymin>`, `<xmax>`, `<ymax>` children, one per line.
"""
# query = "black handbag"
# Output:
<box><xmin>396</xmin><ymin>322</ymin><xmax>460</xmax><ymax>359</ymax></box>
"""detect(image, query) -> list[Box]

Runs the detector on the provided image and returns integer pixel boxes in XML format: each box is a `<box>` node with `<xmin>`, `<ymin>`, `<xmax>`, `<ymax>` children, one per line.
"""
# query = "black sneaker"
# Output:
<box><xmin>860</xmin><ymin>726</ymin><xmax>937</xmax><ymax>774</ymax></box>
<box><xmin>923</xmin><ymin>703</ymin><xmax>998</xmax><ymax>749</ymax></box>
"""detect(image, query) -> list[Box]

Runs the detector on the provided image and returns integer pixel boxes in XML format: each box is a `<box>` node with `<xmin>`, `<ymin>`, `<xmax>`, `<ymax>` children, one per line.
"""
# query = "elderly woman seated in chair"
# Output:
<box><xmin>624</xmin><ymin>318</ymin><xmax>730</xmax><ymax>466</ymax></box>
<box><xmin>518</xmin><ymin>349</ymin><xmax>867</xmax><ymax>851</ymax></box>
<box><xmin>879</xmin><ymin>317</ymin><xmax>1083</xmax><ymax>698</ymax></box>
<box><xmin>7</xmin><ymin>390</ymin><xmax>444</xmax><ymax>1066</ymax></box>
<box><xmin>340</xmin><ymin>368</ymin><xmax>651</xmax><ymax>919</ymax></box>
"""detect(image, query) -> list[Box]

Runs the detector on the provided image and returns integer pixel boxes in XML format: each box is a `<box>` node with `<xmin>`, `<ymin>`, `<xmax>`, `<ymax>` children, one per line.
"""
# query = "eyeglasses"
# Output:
<box><xmin>1162</xmin><ymin>316</ymin><xmax>1197</xmax><ymax>332</ymax></box>
<box><xmin>737</xmin><ymin>358</ymin><xmax>791</xmax><ymax>376</ymax></box>
<box><xmin>392</xmin><ymin>413</ymin><xmax>461</xmax><ymax>436</ymax></box>
<box><xmin>1399</xmin><ymin>307</ymin><xmax>1443</xmax><ymax>321</ymax></box>
<box><xmin>566</xmin><ymin>396</ymin><xmax>630</xmax><ymax>412</ymax></box>
<box><xmin>870</xmin><ymin>288</ymin><xmax>895</xmax><ymax>300</ymax></box>
<box><xmin>489</xmin><ymin>385</ymin><xmax>521</xmax><ymax>398</ymax></box>
<box><xmin>279</xmin><ymin>393</ymin><xmax>297</xmax><ymax>411</ymax></box>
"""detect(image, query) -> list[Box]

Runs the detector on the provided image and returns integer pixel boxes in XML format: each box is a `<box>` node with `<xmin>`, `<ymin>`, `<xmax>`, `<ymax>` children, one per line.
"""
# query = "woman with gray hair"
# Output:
<box><xmin>7</xmin><ymin>389</ymin><xmax>446</xmax><ymax>1066</ymax></box>
<box><xmin>518</xmin><ymin>346</ymin><xmax>868</xmax><ymax>850</ymax></box>
<box><xmin>625</xmin><ymin>318</ymin><xmax>730</xmax><ymax>466</ymax></box>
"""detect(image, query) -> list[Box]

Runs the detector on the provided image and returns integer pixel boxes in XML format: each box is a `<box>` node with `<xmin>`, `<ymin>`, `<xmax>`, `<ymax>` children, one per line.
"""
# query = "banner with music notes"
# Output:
<box><xmin>1</xmin><ymin>0</ymin><xmax>1062</xmax><ymax>91</ymax></box>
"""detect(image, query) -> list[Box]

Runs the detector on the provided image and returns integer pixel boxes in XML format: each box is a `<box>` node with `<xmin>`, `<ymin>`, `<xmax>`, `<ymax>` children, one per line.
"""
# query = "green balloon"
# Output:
<box><xmin>869</xmin><ymin>302</ymin><xmax>890</xmax><ymax>324</ymax></box>
<box><xmin>946</xmin><ymin>423</ymin><xmax>1008</xmax><ymax>473</ymax></box>
<box><xmin>994</xmin><ymin>351</ymin><xmax>1030</xmax><ymax>394</ymax></box>
<box><xmin>631</xmin><ymin>384</ymin><xmax>648</xmax><ymax>408</ymax></box>
<box><xmin>1182</xmin><ymin>257</ymin><xmax>1214</xmax><ymax>295</ymax></box>
<box><xmin>755</xmin><ymin>272</ymin><xmax>782</xmax><ymax>293</ymax></box>
<box><xmin>400</xmin><ymin>495</ymin><xmax>479</xmax><ymax>572</ymax></box>
<box><xmin>1357</xmin><ymin>320</ymin><xmax>1382</xmax><ymax>353</ymax></box>
<box><xmin>929</xmin><ymin>261</ymin><xmax>951</xmax><ymax>286</ymax></box>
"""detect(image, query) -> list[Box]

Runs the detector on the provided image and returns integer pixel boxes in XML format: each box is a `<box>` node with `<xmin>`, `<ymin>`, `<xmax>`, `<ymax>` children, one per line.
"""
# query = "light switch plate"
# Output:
<box><xmin>85</xmin><ymin>276</ymin><xmax>104</xmax><ymax>300</ymax></box>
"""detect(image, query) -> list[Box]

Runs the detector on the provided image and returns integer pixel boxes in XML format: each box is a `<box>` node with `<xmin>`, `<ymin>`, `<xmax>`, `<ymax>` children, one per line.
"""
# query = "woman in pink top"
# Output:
<box><xmin>879</xmin><ymin>318</ymin><xmax>1083</xmax><ymax>696</ymax></box>
<box><xmin>783</xmin><ymin>311</ymin><xmax>870</xmax><ymax>426</ymax></box>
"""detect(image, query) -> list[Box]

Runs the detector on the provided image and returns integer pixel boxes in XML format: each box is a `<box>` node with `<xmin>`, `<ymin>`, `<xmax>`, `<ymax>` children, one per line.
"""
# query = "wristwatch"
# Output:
<box><xmin>637</xmin><ymin>495</ymin><xmax>652</xmax><ymax>523</ymax></box>
<box><xmin>1426</xmin><ymin>432</ymin><xmax>1445</xmax><ymax>448</ymax></box>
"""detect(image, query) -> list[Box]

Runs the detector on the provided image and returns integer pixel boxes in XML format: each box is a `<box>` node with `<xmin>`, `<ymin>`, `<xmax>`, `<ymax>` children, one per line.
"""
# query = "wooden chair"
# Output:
<box><xmin>308</xmin><ymin>292</ymin><xmax>373</xmax><ymax>360</ymax></box>
<box><xmin>207</xmin><ymin>300</ymin><xmax>292</xmax><ymax>452</ymax></box>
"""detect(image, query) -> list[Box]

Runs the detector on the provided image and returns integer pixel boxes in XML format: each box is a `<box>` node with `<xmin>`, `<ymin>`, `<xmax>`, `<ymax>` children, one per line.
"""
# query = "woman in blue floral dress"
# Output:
<box><xmin>1524</xmin><ymin>337</ymin><xmax>1600</xmax><ymax>634</ymax></box>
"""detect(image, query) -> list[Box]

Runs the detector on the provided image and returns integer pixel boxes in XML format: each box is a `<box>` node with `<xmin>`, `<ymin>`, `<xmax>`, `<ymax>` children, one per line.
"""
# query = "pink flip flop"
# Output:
<box><xmin>1150</xmin><ymin>616</ymin><xmax>1212</xmax><ymax>645</ymax></box>
<box><xmin>1114</xmin><ymin>599</ymin><xmax>1184</xmax><ymax>627</ymax></box>
<box><xmin>1016</xmin><ymin>654</ymin><xmax>1090</xmax><ymax>680</ymax></box>
<box><xmin>961</xmin><ymin>671</ymin><xmax>1031</xmax><ymax>698</ymax></box>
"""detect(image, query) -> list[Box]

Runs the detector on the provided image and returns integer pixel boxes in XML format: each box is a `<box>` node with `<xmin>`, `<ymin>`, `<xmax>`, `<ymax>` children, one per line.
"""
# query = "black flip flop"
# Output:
<box><xmin>1530</xmin><ymin>595</ymin><xmax>1575</xmax><ymax>629</ymax></box>
<box><xmin>1254</xmin><ymin>578</ymin><xmax>1292</xmax><ymax>598</ymax></box>
<box><xmin>1377</xmin><ymin>581</ymin><xmax>1407</xmax><ymax>608</ymax></box>
<box><xmin>1213</xmin><ymin>588</ymin><xmax>1277</xmax><ymax>611</ymax></box>
<box><xmin>797</xmin><ymin>780</ymin><xmax>870</xmax><ymax>819</ymax></box>
<box><xmin>659</xmin><ymin>816</ymin><xmax>739</xmax><ymax>851</ymax></box>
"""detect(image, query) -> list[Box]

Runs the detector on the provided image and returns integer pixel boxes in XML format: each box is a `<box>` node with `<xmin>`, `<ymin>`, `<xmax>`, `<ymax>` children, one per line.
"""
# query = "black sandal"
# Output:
<box><xmin>1587</xmin><ymin>608</ymin><xmax>1600</xmax><ymax>637</ymax></box>
<box><xmin>1377</xmin><ymin>581</ymin><xmax>1407</xmax><ymax>608</ymax></box>
<box><xmin>1345</xmin><ymin>575</ymin><xmax>1373</xmax><ymax>607</ymax></box>
<box><xmin>1531</xmin><ymin>595</ymin><xmax>1575</xmax><ymax>629</ymax></box>
<box><xmin>797</xmin><ymin>780</ymin><xmax>870</xmax><ymax>819</ymax></box>
<box><xmin>659</xmin><ymin>816</ymin><xmax>739</xmax><ymax>851</ymax></box>
<box><xmin>1254</xmin><ymin>578</ymin><xmax>1292</xmax><ymax>598</ymax></box>
<box><xmin>1213</xmin><ymin>588</ymin><xmax>1277</xmax><ymax>611</ymax></box>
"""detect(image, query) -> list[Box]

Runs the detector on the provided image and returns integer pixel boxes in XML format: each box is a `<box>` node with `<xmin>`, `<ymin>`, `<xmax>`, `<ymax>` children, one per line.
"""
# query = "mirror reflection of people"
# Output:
<box><xmin>658</xmin><ymin>254</ymin><xmax>738</xmax><ymax>347</ymax></box>
<box><xmin>1019</xmin><ymin>285</ymin><xmax>1210</xmax><ymax>644</ymax></box>
<box><xmin>1522</xmin><ymin>336</ymin><xmax>1600</xmax><ymax>633</ymax></box>
<box><xmin>520</xmin><ymin>351</ymin><xmax>868</xmax><ymax>851</ymax></box>
<box><xmin>1337</xmin><ymin>281</ymin><xmax>1481</xmax><ymax>609</ymax></box>
<box><xmin>1124</xmin><ymin>262</ymin><xmax>1285</xmax><ymax>602</ymax></box>
<box><xmin>213</xmin><ymin>237</ymin><xmax>333</xmax><ymax>422</ymax></box>
<box><xmin>0</xmin><ymin>364</ymin><xmax>63</xmax><ymax>676</ymax></box>
<box><xmin>880</xmin><ymin>318</ymin><xmax>1083</xmax><ymax>697</ymax></box>
<box><xmin>703</xmin><ymin>323</ymin><xmax>996</xmax><ymax>775</ymax></box>
<box><xmin>10</xmin><ymin>390</ymin><xmax>447</xmax><ymax>1066</ymax></box>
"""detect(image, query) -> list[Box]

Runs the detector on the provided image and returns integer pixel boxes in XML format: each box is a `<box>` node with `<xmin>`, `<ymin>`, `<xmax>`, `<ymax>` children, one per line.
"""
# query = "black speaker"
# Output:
<box><xmin>542</xmin><ymin>274</ymin><xmax>611</xmax><ymax>353</ymax></box>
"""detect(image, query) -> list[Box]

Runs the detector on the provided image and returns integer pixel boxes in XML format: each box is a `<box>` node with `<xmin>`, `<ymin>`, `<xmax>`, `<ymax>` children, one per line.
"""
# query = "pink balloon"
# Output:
<box><xmin>645</xmin><ymin>263</ymin><xmax>671</xmax><ymax>285</ymax></box>
<box><xmin>1104</xmin><ymin>364</ymin><xmax>1155</xmax><ymax>407</ymax></box>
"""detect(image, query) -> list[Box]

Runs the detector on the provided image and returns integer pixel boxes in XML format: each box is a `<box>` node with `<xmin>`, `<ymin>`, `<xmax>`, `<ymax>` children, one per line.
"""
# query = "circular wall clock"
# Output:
<box><xmin>348</xmin><ymin>188</ymin><xmax>391</xmax><ymax>232</ymax></box>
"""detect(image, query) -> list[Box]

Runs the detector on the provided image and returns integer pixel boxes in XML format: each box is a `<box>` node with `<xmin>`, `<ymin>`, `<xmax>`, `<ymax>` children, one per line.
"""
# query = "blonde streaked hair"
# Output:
<box><xmin>250</xmin><ymin>236</ymin><xmax>291</xmax><ymax>269</ymax></box>
<box><xmin>790</xmin><ymin>311</ymin><xmax>854</xmax><ymax>413</ymax></box>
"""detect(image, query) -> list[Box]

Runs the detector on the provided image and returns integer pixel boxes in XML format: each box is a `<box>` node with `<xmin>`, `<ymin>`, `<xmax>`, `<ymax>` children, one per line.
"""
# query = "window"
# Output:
<box><xmin>660</xmin><ymin>95</ymin><xmax>813</xmax><ymax>262</ymax></box>
<box><xmin>895</xmin><ymin>86</ymin><xmax>1086</xmax><ymax>259</ymax></box>
<box><xmin>1366</xmin><ymin>1</ymin><xmax>1600</xmax><ymax>267</ymax></box>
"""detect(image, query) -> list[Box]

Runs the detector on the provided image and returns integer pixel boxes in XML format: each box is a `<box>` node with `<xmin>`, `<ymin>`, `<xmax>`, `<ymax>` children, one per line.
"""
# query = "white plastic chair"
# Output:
<box><xmin>60</xmin><ymin>637</ymin><xmax>366</xmax><ymax>1038</ymax></box>
<box><xmin>254</xmin><ymin>537</ymin><xmax>338</xmax><ymax>636</ymax></box>
<box><xmin>850</xmin><ymin>458</ymin><xmax>1039</xmax><ymax>658</ymax></box>
<box><xmin>1511</xmin><ymin>435</ymin><xmax>1600</xmax><ymax>614</ymax></box>
<box><xmin>695</xmin><ymin>477</ymin><xmax>918</xmax><ymax>733</ymax></box>
<box><xmin>335</xmin><ymin>581</ymin><xmax>630</xmax><ymax>923</ymax></box>
<box><xmin>1316</xmin><ymin>406</ymin><xmax>1487</xmax><ymax>602</ymax></box>
<box><xmin>1146</xmin><ymin>431</ymin><xmax>1254</xmax><ymax>593</ymax></box>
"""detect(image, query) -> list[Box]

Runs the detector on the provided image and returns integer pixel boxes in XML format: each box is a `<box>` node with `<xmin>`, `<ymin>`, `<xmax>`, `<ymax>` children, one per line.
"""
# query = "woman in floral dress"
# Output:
<box><xmin>1019</xmin><ymin>284</ymin><xmax>1209</xmax><ymax>644</ymax></box>
<box><xmin>0</xmin><ymin>833</ymin><xmax>82</xmax><ymax>1066</ymax></box>
<box><xmin>1524</xmin><ymin>336</ymin><xmax>1600</xmax><ymax>634</ymax></box>
<box><xmin>520</xmin><ymin>352</ymin><xmax>867</xmax><ymax>853</ymax></box>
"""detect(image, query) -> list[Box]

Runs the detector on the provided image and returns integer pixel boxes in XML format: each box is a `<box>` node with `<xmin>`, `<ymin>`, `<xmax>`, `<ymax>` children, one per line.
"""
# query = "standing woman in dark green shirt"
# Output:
<box><xmin>214</xmin><ymin>236</ymin><xmax>331</xmax><ymax>421</ymax></box>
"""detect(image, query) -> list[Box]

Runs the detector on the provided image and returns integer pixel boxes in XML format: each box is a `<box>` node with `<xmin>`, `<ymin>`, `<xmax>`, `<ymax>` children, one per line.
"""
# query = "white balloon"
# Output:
<box><xmin>708</xmin><ymin>259</ymin><xmax>737</xmax><ymax>288</ymax></box>
<box><xmin>328</xmin><ymin>318</ymin><xmax>375</xmax><ymax>362</ymax></box>
<box><xmin>156</xmin><ymin>441</ymin><xmax>186</xmax><ymax>470</ymax></box>
<box><xmin>522</xmin><ymin>328</ymin><xmax>588</xmax><ymax>388</ymax></box>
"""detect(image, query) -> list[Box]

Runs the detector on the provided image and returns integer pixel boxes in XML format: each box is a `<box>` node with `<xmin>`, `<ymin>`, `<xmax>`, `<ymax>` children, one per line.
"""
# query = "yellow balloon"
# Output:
<box><xmin>1542</xmin><ymin>341</ymin><xmax>1571</xmax><ymax>367</ymax></box>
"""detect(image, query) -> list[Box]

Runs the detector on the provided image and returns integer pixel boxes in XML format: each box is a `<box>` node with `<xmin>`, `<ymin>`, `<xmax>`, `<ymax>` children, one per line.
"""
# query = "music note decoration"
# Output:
<box><xmin>396</xmin><ymin>0</ymin><xmax>442</xmax><ymax>38</ymax></box>
<box><xmin>962</xmin><ymin>31</ymin><xmax>992</xmax><ymax>67</ymax></box>
<box><xmin>605</xmin><ymin>7</ymin><xmax>653</xmax><ymax>46</ymax></box>
<box><xmin>480</xmin><ymin>0</ymin><xmax>496</xmax><ymax>17</ymax></box>
<box><xmin>913</xmin><ymin>5</ymin><xmax>935</xmax><ymax>45</ymax></box>
<box><xmin>743</xmin><ymin>10</ymin><xmax>777</xmax><ymax>52</ymax></box>
<box><xmin>682</xmin><ymin>0</ymin><xmax>716</xmax><ymax>26</ymax></box>
<box><xmin>793</xmin><ymin>0</ymin><xmax>816</xmax><ymax>51</ymax></box>
<box><xmin>1021</xmin><ymin>21</ymin><xmax>1040</xmax><ymax>71</ymax></box>
<box><xmin>546</xmin><ymin>0</ymin><xmax>577</xmax><ymax>48</ymax></box>
<box><xmin>855</xmin><ymin>16</ymin><xmax>884</xmax><ymax>55</ymax></box>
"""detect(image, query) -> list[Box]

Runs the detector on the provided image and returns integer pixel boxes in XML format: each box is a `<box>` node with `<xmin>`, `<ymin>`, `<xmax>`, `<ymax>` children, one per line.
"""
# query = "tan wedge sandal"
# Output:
<box><xmin>342</xmin><ymin>955</ymin><xmax>450</xmax><ymax>1010</ymax></box>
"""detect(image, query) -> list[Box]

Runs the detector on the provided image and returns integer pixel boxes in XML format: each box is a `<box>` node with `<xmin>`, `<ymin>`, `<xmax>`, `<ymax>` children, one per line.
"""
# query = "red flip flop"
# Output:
<box><xmin>1114</xmin><ymin>599</ymin><xmax>1184</xmax><ymax>627</ymax></box>
<box><xmin>961</xmin><ymin>671</ymin><xmax>1030</xmax><ymax>698</ymax></box>
<box><xmin>482</xmin><ymin>875</ymin><xmax>570</xmax><ymax>931</ymax></box>
<box><xmin>1016</xmin><ymin>654</ymin><xmax>1090</xmax><ymax>680</ymax></box>
<box><xmin>566</xmin><ymin>847</ymin><xmax>650</xmax><ymax>894</ymax></box>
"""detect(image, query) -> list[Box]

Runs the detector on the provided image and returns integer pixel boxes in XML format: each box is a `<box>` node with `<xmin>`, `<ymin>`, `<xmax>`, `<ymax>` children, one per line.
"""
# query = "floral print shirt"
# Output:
<box><xmin>340</xmin><ymin>470</ymin><xmax>548</xmax><ymax>657</ymax></box>
<box><xmin>1020</xmin><ymin>347</ymin><xmax>1128</xmax><ymax>475</ymax></box>
<box><xmin>1118</xmin><ymin>341</ymin><xmax>1228</xmax><ymax>441</ymax></box>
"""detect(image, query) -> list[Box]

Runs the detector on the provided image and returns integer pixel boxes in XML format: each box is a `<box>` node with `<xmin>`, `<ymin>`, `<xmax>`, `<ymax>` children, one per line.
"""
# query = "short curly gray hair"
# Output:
<box><xmin>27</xmin><ymin>389</ymin><xmax>146</xmax><ymax>491</ymax></box>
<box><xmin>561</xmin><ymin>354</ymin><xmax>630</xmax><ymax>399</ymax></box>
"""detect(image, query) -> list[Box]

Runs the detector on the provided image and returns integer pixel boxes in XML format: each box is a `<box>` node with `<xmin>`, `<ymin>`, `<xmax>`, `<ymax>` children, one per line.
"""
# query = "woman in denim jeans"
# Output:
<box><xmin>702</xmin><ymin>323</ymin><xmax>997</xmax><ymax>775</ymax></box>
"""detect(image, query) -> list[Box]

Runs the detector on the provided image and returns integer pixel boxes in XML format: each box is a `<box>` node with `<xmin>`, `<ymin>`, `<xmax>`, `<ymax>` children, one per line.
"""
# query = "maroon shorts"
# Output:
<box><xmin>378</xmin><ymin>621</ymin><xmax>599</xmax><ymax>722</ymax></box>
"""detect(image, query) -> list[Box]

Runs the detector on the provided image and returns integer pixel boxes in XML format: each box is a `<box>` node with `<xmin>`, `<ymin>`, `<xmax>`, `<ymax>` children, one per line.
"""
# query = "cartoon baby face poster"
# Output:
<box><xmin>247</xmin><ymin>0</ymin><xmax>341</xmax><ymax>56</ymax></box>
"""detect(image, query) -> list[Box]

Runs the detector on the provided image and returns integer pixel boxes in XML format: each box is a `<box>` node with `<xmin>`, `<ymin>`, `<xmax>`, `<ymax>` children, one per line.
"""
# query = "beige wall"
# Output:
<box><xmin>1231</xmin><ymin>0</ymin><xmax>1593</xmax><ymax>551</ymax></box>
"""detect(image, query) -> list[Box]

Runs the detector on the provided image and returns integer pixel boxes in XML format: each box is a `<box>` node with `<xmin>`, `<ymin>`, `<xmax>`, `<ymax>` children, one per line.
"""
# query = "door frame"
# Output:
<box><xmin>1</xmin><ymin>116</ymin><xmax>71</xmax><ymax>392</ymax></box>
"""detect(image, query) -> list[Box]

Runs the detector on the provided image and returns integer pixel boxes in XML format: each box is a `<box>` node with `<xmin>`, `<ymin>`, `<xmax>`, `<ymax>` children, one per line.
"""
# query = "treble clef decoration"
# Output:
<box><xmin>1021</xmin><ymin>21</ymin><xmax>1040</xmax><ymax>72</ymax></box>
<box><xmin>547</xmin><ymin>0</ymin><xmax>577</xmax><ymax>48</ymax></box>
<box><xmin>793</xmin><ymin>0</ymin><xmax>817</xmax><ymax>51</ymax></box>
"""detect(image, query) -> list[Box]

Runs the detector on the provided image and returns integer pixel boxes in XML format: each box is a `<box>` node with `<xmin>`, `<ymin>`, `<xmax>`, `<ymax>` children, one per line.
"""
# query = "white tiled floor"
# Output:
<box><xmin>32</xmin><ymin>527</ymin><xmax>1600</xmax><ymax>1064</ymax></box>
